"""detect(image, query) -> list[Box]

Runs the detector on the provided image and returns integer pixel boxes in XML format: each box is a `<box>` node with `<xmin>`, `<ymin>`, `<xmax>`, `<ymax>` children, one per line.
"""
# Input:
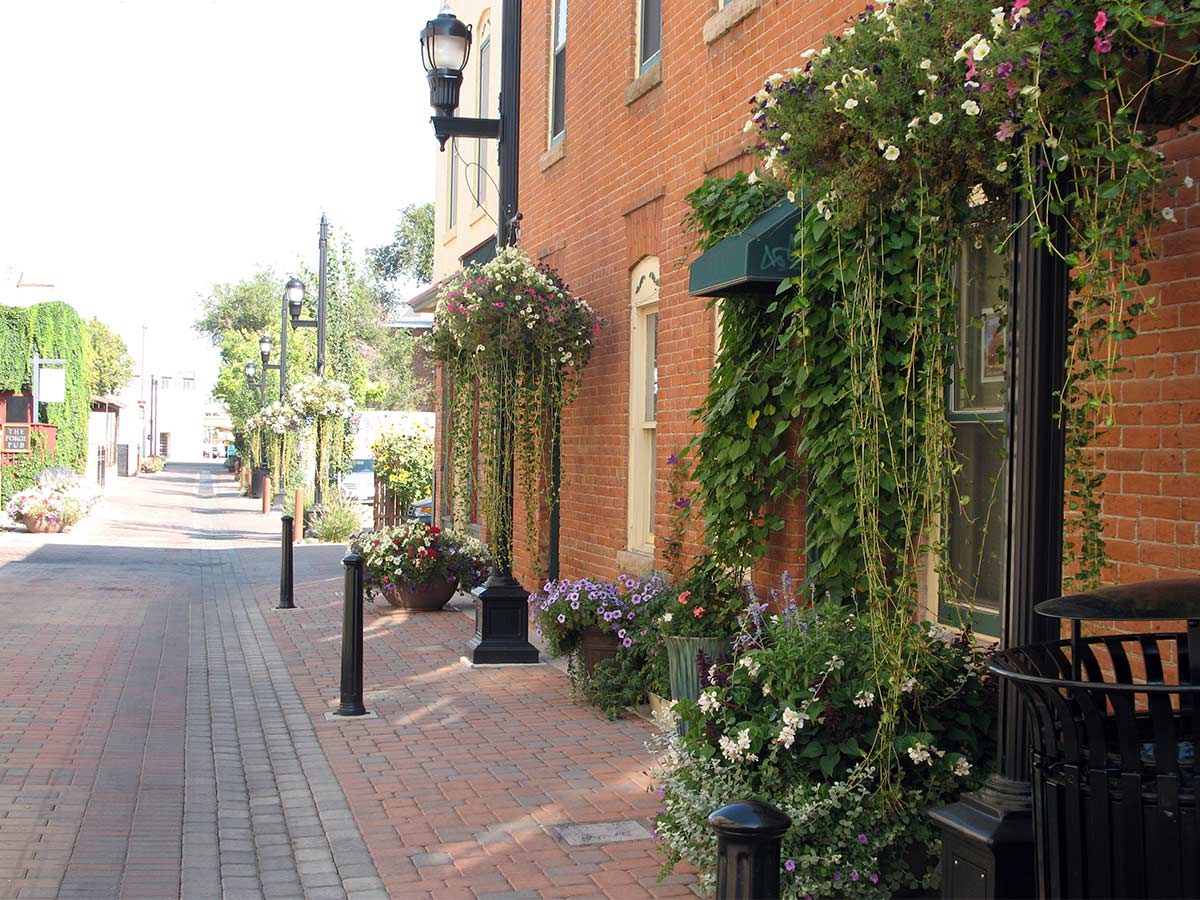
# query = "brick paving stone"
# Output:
<box><xmin>0</xmin><ymin>464</ymin><xmax>382</xmax><ymax>898</ymax></box>
<box><xmin>0</xmin><ymin>462</ymin><xmax>699</xmax><ymax>898</ymax></box>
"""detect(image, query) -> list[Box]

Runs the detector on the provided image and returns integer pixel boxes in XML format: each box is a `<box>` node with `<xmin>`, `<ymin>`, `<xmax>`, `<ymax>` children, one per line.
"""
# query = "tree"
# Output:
<box><xmin>368</xmin><ymin>203</ymin><xmax>435</xmax><ymax>303</ymax></box>
<box><xmin>87</xmin><ymin>318</ymin><xmax>134</xmax><ymax>396</ymax></box>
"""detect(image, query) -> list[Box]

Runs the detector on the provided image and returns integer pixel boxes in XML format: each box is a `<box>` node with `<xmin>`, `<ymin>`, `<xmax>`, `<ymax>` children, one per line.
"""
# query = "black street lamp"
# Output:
<box><xmin>285</xmin><ymin>217</ymin><xmax>331</xmax><ymax>505</ymax></box>
<box><xmin>421</xmin><ymin>3</ymin><xmax>536</xmax><ymax>665</ymax></box>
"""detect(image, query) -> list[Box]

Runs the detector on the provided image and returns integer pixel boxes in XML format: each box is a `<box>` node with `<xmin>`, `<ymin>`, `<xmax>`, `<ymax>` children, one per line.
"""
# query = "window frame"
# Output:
<box><xmin>627</xmin><ymin>257</ymin><xmax>660</xmax><ymax>553</ymax></box>
<box><xmin>937</xmin><ymin>233</ymin><xmax>1011</xmax><ymax>638</ymax></box>
<box><xmin>475</xmin><ymin>21</ymin><xmax>491</xmax><ymax>208</ymax></box>
<box><xmin>447</xmin><ymin>137</ymin><xmax>459</xmax><ymax>230</ymax></box>
<box><xmin>549</xmin><ymin>0</ymin><xmax>567</xmax><ymax>144</ymax></box>
<box><xmin>637</xmin><ymin>0</ymin><xmax>662</xmax><ymax>74</ymax></box>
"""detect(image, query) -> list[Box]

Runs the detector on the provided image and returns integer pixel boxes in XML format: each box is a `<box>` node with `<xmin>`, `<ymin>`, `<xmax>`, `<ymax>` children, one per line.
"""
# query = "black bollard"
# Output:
<box><xmin>709</xmin><ymin>800</ymin><xmax>792</xmax><ymax>900</ymax></box>
<box><xmin>278</xmin><ymin>515</ymin><xmax>295</xmax><ymax>609</ymax></box>
<box><xmin>334</xmin><ymin>553</ymin><xmax>367</xmax><ymax>716</ymax></box>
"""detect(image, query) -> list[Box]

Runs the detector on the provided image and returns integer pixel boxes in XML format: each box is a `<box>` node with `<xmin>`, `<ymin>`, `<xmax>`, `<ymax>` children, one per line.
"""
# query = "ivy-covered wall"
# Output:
<box><xmin>0</xmin><ymin>301</ymin><xmax>93</xmax><ymax>473</ymax></box>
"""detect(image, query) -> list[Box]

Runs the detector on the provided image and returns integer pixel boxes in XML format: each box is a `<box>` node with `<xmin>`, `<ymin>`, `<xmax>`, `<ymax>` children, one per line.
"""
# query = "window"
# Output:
<box><xmin>941</xmin><ymin>233</ymin><xmax>1009</xmax><ymax>636</ymax></box>
<box><xmin>4</xmin><ymin>395</ymin><xmax>29</xmax><ymax>423</ymax></box>
<box><xmin>627</xmin><ymin>257</ymin><xmax>659</xmax><ymax>552</ymax></box>
<box><xmin>181</xmin><ymin>377</ymin><xmax>195</xmax><ymax>391</ymax></box>
<box><xmin>638</xmin><ymin>0</ymin><xmax>662</xmax><ymax>72</ymax></box>
<box><xmin>550</xmin><ymin>0</ymin><xmax>567</xmax><ymax>142</ymax></box>
<box><xmin>448</xmin><ymin>138</ymin><xmax>459</xmax><ymax>229</ymax></box>
<box><xmin>160</xmin><ymin>377</ymin><xmax>171</xmax><ymax>390</ymax></box>
<box><xmin>475</xmin><ymin>23</ymin><xmax>491</xmax><ymax>207</ymax></box>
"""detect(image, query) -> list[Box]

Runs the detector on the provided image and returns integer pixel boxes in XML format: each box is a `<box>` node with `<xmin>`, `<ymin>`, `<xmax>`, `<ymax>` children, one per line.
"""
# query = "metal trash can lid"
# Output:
<box><xmin>1036</xmin><ymin>577</ymin><xmax>1200</xmax><ymax>622</ymax></box>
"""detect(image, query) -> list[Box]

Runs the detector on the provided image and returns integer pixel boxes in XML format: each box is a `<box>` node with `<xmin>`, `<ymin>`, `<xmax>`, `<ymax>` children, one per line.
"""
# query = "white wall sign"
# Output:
<box><xmin>39</xmin><ymin>367</ymin><xmax>67</xmax><ymax>403</ymax></box>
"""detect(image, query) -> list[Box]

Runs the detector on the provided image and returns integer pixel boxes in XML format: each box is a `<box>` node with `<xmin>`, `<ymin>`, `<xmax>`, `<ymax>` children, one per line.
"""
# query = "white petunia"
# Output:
<box><xmin>743</xmin><ymin>119</ymin><xmax>756</xmax><ymax>133</ymax></box>
<box><xmin>662</xmin><ymin>612</ymin><xmax>673</xmax><ymax>623</ymax></box>
<box><xmin>919</xmin><ymin>58</ymin><xmax>932</xmax><ymax>70</ymax></box>
<box><xmin>1185</xmin><ymin>176</ymin><xmax>1195</xmax><ymax>188</ymax></box>
<box><xmin>883</xmin><ymin>145</ymin><xmax>900</xmax><ymax>162</ymax></box>
<box><xmin>928</xmin><ymin>112</ymin><xmax>944</xmax><ymax>125</ymax></box>
<box><xmin>844</xmin><ymin>98</ymin><xmax>859</xmax><ymax>110</ymax></box>
<box><xmin>786</xmin><ymin>191</ymin><xmax>796</xmax><ymax>203</ymax></box>
<box><xmin>801</xmin><ymin>48</ymin><xmax>817</xmax><ymax>59</ymax></box>
<box><xmin>962</xmin><ymin>100</ymin><xmax>981</xmax><ymax>116</ymax></box>
<box><xmin>748</xmin><ymin>170</ymin><xmax>759</xmax><ymax>184</ymax></box>
<box><xmin>972</xmin><ymin>38</ymin><xmax>991</xmax><ymax>60</ymax></box>
<box><xmin>1163</xmin><ymin>207</ymin><xmax>1177</xmax><ymax>223</ymax></box>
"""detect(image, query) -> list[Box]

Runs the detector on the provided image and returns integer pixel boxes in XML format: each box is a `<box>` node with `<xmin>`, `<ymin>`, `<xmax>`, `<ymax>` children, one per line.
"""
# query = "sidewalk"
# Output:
<box><xmin>233</xmin><ymin>483</ymin><xmax>698</xmax><ymax>899</ymax></box>
<box><xmin>0</xmin><ymin>463</ymin><xmax>697</xmax><ymax>899</ymax></box>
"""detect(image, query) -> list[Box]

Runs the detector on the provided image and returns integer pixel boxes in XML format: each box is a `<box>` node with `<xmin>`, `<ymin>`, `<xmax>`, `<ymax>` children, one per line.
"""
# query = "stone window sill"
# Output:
<box><xmin>616</xmin><ymin>548</ymin><xmax>656</xmax><ymax>576</ymax></box>
<box><xmin>624</xmin><ymin>58</ymin><xmax>663</xmax><ymax>106</ymax></box>
<box><xmin>540</xmin><ymin>138</ymin><xmax>566</xmax><ymax>172</ymax></box>
<box><xmin>703</xmin><ymin>0</ymin><xmax>761</xmax><ymax>45</ymax></box>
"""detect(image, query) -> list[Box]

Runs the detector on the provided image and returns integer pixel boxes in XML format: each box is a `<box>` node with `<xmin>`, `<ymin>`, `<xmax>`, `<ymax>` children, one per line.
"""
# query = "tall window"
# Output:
<box><xmin>475</xmin><ymin>23</ymin><xmax>491</xmax><ymax>207</ymax></box>
<box><xmin>627</xmin><ymin>257</ymin><xmax>659</xmax><ymax>552</ymax></box>
<box><xmin>550</xmin><ymin>0</ymin><xmax>567</xmax><ymax>142</ymax></box>
<box><xmin>448</xmin><ymin>138</ymin><xmax>459</xmax><ymax>229</ymax></box>
<box><xmin>942</xmin><ymin>233</ymin><xmax>1008</xmax><ymax>635</ymax></box>
<box><xmin>160</xmin><ymin>376</ymin><xmax>171</xmax><ymax>390</ymax></box>
<box><xmin>638</xmin><ymin>0</ymin><xmax>662</xmax><ymax>72</ymax></box>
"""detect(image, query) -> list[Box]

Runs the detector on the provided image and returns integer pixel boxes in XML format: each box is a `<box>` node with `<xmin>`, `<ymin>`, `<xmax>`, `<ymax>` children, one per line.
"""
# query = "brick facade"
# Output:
<box><xmin>476</xmin><ymin>0</ymin><xmax>1199</xmax><ymax>597</ymax></box>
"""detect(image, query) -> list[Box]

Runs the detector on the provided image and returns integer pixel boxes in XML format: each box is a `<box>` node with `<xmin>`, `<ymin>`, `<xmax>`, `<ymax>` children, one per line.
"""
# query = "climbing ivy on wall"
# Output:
<box><xmin>0</xmin><ymin>301</ymin><xmax>93</xmax><ymax>473</ymax></box>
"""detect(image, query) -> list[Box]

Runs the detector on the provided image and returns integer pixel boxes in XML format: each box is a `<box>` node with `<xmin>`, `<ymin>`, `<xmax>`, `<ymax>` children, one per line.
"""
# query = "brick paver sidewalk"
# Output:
<box><xmin>0</xmin><ymin>463</ymin><xmax>698</xmax><ymax>899</ymax></box>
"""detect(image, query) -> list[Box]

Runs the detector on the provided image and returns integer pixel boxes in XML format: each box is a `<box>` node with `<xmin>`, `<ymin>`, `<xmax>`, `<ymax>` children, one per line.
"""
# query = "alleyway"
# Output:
<box><xmin>0</xmin><ymin>464</ymin><xmax>694</xmax><ymax>900</ymax></box>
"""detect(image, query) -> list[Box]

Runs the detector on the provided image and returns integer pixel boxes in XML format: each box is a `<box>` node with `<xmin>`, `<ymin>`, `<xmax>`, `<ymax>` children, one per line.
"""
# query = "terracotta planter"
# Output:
<box><xmin>382</xmin><ymin>578</ymin><xmax>457</xmax><ymax>611</ymax></box>
<box><xmin>21</xmin><ymin>515</ymin><xmax>64</xmax><ymax>534</ymax></box>
<box><xmin>580</xmin><ymin>625</ymin><xmax>620</xmax><ymax>674</ymax></box>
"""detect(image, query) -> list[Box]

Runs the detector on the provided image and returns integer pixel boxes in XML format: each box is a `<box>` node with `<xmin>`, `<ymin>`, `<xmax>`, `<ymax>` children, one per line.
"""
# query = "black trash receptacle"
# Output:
<box><xmin>989</xmin><ymin>578</ymin><xmax>1200</xmax><ymax>899</ymax></box>
<box><xmin>250</xmin><ymin>465</ymin><xmax>268</xmax><ymax>499</ymax></box>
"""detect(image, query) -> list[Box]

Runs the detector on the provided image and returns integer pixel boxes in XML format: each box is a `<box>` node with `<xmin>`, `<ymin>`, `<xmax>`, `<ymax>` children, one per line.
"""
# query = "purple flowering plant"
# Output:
<box><xmin>531</xmin><ymin>573</ymin><xmax>669</xmax><ymax>658</ymax></box>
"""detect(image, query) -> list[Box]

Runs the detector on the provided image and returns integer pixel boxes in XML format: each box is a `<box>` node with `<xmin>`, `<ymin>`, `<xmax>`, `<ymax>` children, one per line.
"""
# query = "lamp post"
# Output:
<box><xmin>421</xmin><ymin>4</ymin><xmax>537</xmax><ymax>665</ymax></box>
<box><xmin>287</xmin><ymin>216</ymin><xmax>331</xmax><ymax>505</ymax></box>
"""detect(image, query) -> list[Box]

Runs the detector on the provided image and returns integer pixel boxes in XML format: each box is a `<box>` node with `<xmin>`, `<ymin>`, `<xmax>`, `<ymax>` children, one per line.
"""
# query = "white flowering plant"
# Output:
<box><xmin>286</xmin><ymin>376</ymin><xmax>355</xmax><ymax>423</ymax></box>
<box><xmin>655</xmin><ymin>589</ymin><xmax>995</xmax><ymax>897</ymax></box>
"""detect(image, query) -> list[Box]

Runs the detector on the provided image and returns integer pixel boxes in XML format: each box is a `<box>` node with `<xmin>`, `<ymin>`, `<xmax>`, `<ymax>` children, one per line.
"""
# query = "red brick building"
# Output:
<box><xmin>435</xmin><ymin>0</ymin><xmax>1200</xmax><ymax>623</ymax></box>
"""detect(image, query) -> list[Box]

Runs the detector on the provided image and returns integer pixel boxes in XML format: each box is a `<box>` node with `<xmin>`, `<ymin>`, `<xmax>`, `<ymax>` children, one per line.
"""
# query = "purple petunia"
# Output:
<box><xmin>784</xmin><ymin>860</ymin><xmax>796</xmax><ymax>872</ymax></box>
<box><xmin>858</xmin><ymin>834</ymin><xmax>868</xmax><ymax>844</ymax></box>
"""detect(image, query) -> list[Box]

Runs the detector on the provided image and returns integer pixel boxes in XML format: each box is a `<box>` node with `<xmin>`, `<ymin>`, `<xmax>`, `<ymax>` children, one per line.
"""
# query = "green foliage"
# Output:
<box><xmin>0</xmin><ymin>302</ymin><xmax>93</xmax><ymax>473</ymax></box>
<box><xmin>309</xmin><ymin>491</ymin><xmax>364</xmax><ymax>543</ymax></box>
<box><xmin>656</xmin><ymin>595</ymin><xmax>995</xmax><ymax>898</ymax></box>
<box><xmin>659</xmin><ymin>563</ymin><xmax>749</xmax><ymax>638</ymax></box>
<box><xmin>368</xmin><ymin>202</ymin><xmax>435</xmax><ymax>298</ymax></box>
<box><xmin>139</xmin><ymin>456</ymin><xmax>165</xmax><ymax>474</ymax></box>
<box><xmin>579</xmin><ymin>651</ymin><xmax>655</xmax><ymax>720</ymax></box>
<box><xmin>86</xmin><ymin>318</ymin><xmax>135</xmax><ymax>396</ymax></box>
<box><xmin>372</xmin><ymin>424</ymin><xmax>434</xmax><ymax>511</ymax></box>
<box><xmin>683</xmin><ymin>172</ymin><xmax>787</xmax><ymax>252</ymax></box>
<box><xmin>427</xmin><ymin>247</ymin><xmax>602</xmax><ymax>572</ymax></box>
<box><xmin>532</xmin><ymin>574</ymin><xmax>668</xmax><ymax>658</ymax></box>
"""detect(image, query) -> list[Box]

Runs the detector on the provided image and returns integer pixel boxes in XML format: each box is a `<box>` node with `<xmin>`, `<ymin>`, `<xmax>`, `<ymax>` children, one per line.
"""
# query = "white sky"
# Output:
<box><xmin>0</xmin><ymin>0</ymin><xmax>440</xmax><ymax>397</ymax></box>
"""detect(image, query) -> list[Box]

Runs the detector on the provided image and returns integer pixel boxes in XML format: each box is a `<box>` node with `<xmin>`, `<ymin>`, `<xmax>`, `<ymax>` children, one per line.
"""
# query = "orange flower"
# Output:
<box><xmin>678</xmin><ymin>590</ymin><xmax>692</xmax><ymax>605</ymax></box>
<box><xmin>693</xmin><ymin>606</ymin><xmax>705</xmax><ymax>617</ymax></box>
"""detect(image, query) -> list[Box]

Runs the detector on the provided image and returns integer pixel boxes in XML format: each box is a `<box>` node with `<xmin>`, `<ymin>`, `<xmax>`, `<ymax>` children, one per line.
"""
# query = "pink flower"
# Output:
<box><xmin>996</xmin><ymin>121</ymin><xmax>1016</xmax><ymax>141</ymax></box>
<box><xmin>965</xmin><ymin>58</ymin><xmax>978</xmax><ymax>80</ymax></box>
<box><xmin>1093</xmin><ymin>10</ymin><xmax>1107</xmax><ymax>32</ymax></box>
<box><xmin>1011</xmin><ymin>0</ymin><xmax>1029</xmax><ymax>17</ymax></box>
<box><xmin>1094</xmin><ymin>36</ymin><xmax>1112</xmax><ymax>53</ymax></box>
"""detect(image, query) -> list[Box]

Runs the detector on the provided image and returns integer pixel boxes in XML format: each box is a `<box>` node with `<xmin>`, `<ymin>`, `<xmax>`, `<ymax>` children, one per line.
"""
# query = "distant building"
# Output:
<box><xmin>148</xmin><ymin>371</ymin><xmax>206</xmax><ymax>460</ymax></box>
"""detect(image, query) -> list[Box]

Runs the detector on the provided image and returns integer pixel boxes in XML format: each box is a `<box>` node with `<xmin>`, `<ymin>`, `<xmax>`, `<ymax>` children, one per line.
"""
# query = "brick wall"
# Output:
<box><xmin>497</xmin><ymin>0</ymin><xmax>1199</xmax><ymax>599</ymax></box>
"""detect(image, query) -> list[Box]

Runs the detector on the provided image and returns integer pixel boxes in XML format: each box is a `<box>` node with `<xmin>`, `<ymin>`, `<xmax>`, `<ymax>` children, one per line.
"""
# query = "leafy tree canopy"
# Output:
<box><xmin>86</xmin><ymin>318</ymin><xmax>135</xmax><ymax>397</ymax></box>
<box><xmin>368</xmin><ymin>203</ymin><xmax>434</xmax><ymax>302</ymax></box>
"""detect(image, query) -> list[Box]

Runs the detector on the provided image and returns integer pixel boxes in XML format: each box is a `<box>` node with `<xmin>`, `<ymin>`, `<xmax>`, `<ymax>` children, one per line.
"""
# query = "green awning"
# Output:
<box><xmin>687</xmin><ymin>199</ymin><xmax>803</xmax><ymax>298</ymax></box>
<box><xmin>460</xmin><ymin>236</ymin><xmax>497</xmax><ymax>268</ymax></box>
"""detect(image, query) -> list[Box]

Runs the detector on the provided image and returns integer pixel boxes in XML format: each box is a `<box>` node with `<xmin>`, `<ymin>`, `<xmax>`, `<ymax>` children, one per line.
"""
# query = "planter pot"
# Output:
<box><xmin>648</xmin><ymin>691</ymin><xmax>674</xmax><ymax>722</ymax></box>
<box><xmin>665</xmin><ymin>635</ymin><xmax>730</xmax><ymax>703</ymax></box>
<box><xmin>580</xmin><ymin>625</ymin><xmax>620</xmax><ymax>675</ymax></box>
<box><xmin>382</xmin><ymin>578</ymin><xmax>456</xmax><ymax>611</ymax></box>
<box><xmin>21</xmin><ymin>515</ymin><xmax>64</xmax><ymax>534</ymax></box>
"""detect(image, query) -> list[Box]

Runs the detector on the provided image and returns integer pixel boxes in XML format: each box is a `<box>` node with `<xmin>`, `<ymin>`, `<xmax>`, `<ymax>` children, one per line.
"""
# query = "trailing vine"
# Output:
<box><xmin>427</xmin><ymin>247</ymin><xmax>602</xmax><ymax>572</ymax></box>
<box><xmin>683</xmin><ymin>0</ymin><xmax>1196</xmax><ymax>798</ymax></box>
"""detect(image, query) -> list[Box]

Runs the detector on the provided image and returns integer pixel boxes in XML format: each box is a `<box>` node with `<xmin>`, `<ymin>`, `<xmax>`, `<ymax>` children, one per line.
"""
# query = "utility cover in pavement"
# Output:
<box><xmin>554</xmin><ymin>820</ymin><xmax>653</xmax><ymax>846</ymax></box>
